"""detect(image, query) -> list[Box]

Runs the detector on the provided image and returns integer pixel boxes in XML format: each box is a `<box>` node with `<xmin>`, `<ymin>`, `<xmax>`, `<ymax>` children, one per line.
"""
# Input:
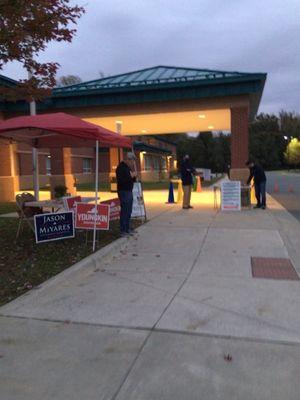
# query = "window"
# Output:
<box><xmin>144</xmin><ymin>155</ymin><xmax>160</xmax><ymax>170</ymax></box>
<box><xmin>152</xmin><ymin>157</ymin><xmax>160</xmax><ymax>170</ymax></box>
<box><xmin>46</xmin><ymin>157</ymin><xmax>51</xmax><ymax>175</ymax></box>
<box><xmin>144</xmin><ymin>155</ymin><xmax>152</xmax><ymax>171</ymax></box>
<box><xmin>161</xmin><ymin>157</ymin><xmax>167</xmax><ymax>170</ymax></box>
<box><xmin>83</xmin><ymin>158</ymin><xmax>92</xmax><ymax>173</ymax></box>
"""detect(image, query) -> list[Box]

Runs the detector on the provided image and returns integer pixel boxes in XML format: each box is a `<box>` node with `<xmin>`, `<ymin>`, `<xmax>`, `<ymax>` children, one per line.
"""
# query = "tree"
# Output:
<box><xmin>0</xmin><ymin>0</ymin><xmax>85</xmax><ymax>100</ymax></box>
<box><xmin>279</xmin><ymin>111</ymin><xmax>300</xmax><ymax>139</ymax></box>
<box><xmin>176</xmin><ymin>132</ymin><xmax>230</xmax><ymax>173</ymax></box>
<box><xmin>249</xmin><ymin>113</ymin><xmax>286</xmax><ymax>169</ymax></box>
<box><xmin>56</xmin><ymin>75</ymin><xmax>82</xmax><ymax>87</ymax></box>
<box><xmin>284</xmin><ymin>138</ymin><xmax>300</xmax><ymax>167</ymax></box>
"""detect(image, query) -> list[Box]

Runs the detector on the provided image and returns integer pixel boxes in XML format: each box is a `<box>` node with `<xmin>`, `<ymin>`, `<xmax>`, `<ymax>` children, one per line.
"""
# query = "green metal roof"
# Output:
<box><xmin>53</xmin><ymin>65</ymin><xmax>264</xmax><ymax>95</ymax></box>
<box><xmin>0</xmin><ymin>74</ymin><xmax>18</xmax><ymax>88</ymax></box>
<box><xmin>133</xmin><ymin>141</ymin><xmax>172</xmax><ymax>155</ymax></box>
<box><xmin>1</xmin><ymin>66</ymin><xmax>267</xmax><ymax>120</ymax></box>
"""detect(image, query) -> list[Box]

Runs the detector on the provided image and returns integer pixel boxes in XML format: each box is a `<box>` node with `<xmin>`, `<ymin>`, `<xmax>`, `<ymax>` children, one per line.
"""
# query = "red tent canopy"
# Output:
<box><xmin>0</xmin><ymin>112</ymin><xmax>132</xmax><ymax>148</ymax></box>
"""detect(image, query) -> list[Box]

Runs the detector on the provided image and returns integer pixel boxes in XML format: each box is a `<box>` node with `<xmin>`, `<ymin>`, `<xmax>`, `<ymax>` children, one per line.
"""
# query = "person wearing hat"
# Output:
<box><xmin>180</xmin><ymin>154</ymin><xmax>196</xmax><ymax>209</ymax></box>
<box><xmin>116</xmin><ymin>152</ymin><xmax>137</xmax><ymax>236</ymax></box>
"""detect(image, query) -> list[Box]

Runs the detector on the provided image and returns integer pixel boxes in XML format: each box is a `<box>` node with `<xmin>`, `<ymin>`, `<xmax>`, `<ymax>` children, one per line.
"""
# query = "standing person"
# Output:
<box><xmin>116</xmin><ymin>152</ymin><xmax>137</xmax><ymax>236</ymax></box>
<box><xmin>246</xmin><ymin>160</ymin><xmax>267</xmax><ymax>209</ymax></box>
<box><xmin>180</xmin><ymin>154</ymin><xmax>196</xmax><ymax>209</ymax></box>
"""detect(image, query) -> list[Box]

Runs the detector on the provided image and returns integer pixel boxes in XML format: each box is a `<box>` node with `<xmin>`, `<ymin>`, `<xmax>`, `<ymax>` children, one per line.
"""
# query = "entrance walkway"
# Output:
<box><xmin>1</xmin><ymin>192</ymin><xmax>300</xmax><ymax>399</ymax></box>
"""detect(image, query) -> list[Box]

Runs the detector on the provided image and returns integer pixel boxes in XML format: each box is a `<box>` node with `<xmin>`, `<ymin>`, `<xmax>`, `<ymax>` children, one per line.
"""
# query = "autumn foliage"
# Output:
<box><xmin>0</xmin><ymin>0</ymin><xmax>85</xmax><ymax>101</ymax></box>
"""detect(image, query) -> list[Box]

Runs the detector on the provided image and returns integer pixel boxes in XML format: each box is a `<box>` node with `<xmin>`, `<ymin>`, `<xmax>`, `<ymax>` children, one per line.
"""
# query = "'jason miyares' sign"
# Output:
<box><xmin>34</xmin><ymin>212</ymin><xmax>75</xmax><ymax>243</ymax></box>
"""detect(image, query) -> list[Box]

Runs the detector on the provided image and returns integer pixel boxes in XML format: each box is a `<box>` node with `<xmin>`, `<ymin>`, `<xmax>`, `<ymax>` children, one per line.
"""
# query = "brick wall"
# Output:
<box><xmin>230</xmin><ymin>107</ymin><xmax>249</xmax><ymax>168</ymax></box>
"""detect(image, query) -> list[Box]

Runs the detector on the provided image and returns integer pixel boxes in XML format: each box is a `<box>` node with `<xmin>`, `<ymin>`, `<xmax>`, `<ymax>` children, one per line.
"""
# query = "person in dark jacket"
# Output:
<box><xmin>116</xmin><ymin>152</ymin><xmax>137</xmax><ymax>235</ymax></box>
<box><xmin>246</xmin><ymin>160</ymin><xmax>267</xmax><ymax>209</ymax></box>
<box><xmin>180</xmin><ymin>154</ymin><xmax>196</xmax><ymax>209</ymax></box>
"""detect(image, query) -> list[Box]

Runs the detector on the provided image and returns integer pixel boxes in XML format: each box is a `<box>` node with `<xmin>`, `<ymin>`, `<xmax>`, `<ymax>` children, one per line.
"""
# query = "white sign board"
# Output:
<box><xmin>221</xmin><ymin>181</ymin><xmax>241</xmax><ymax>211</ymax></box>
<box><xmin>131</xmin><ymin>182</ymin><xmax>146</xmax><ymax>218</ymax></box>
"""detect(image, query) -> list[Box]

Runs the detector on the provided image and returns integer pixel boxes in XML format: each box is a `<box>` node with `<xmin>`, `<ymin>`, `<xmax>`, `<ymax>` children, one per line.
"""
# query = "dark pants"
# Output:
<box><xmin>118</xmin><ymin>190</ymin><xmax>133</xmax><ymax>233</ymax></box>
<box><xmin>254</xmin><ymin>181</ymin><xmax>266</xmax><ymax>207</ymax></box>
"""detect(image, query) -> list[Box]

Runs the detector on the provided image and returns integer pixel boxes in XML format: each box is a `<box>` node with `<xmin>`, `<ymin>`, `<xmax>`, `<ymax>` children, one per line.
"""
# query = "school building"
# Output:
<box><xmin>0</xmin><ymin>65</ymin><xmax>266</xmax><ymax>201</ymax></box>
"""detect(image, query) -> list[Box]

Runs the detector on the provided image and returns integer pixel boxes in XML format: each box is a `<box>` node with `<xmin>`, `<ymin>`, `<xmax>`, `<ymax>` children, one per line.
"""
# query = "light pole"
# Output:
<box><xmin>28</xmin><ymin>69</ymin><xmax>40</xmax><ymax>200</ymax></box>
<box><xmin>284</xmin><ymin>135</ymin><xmax>293</xmax><ymax>171</ymax></box>
<box><xmin>26</xmin><ymin>27</ymin><xmax>39</xmax><ymax>200</ymax></box>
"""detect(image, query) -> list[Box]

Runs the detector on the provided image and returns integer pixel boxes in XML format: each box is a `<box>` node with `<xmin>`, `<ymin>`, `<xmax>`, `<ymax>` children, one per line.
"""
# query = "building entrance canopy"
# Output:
<box><xmin>85</xmin><ymin>108</ymin><xmax>231</xmax><ymax>135</ymax></box>
<box><xmin>0</xmin><ymin>65</ymin><xmax>267</xmax><ymax>202</ymax></box>
<box><xmin>50</xmin><ymin>65</ymin><xmax>266</xmax><ymax>137</ymax></box>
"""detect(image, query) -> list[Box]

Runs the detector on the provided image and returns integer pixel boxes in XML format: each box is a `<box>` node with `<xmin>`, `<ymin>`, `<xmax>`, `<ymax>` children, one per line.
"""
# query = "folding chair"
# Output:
<box><xmin>15</xmin><ymin>193</ymin><xmax>43</xmax><ymax>240</ymax></box>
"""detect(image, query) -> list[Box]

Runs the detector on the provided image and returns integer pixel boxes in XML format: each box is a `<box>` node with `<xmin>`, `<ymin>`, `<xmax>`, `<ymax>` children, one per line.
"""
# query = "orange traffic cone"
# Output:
<box><xmin>274</xmin><ymin>183</ymin><xmax>279</xmax><ymax>193</ymax></box>
<box><xmin>288</xmin><ymin>184</ymin><xmax>294</xmax><ymax>193</ymax></box>
<box><xmin>196</xmin><ymin>176</ymin><xmax>202</xmax><ymax>192</ymax></box>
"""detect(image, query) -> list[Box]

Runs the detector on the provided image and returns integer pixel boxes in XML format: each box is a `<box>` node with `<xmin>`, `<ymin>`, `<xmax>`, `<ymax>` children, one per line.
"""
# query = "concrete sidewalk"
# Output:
<box><xmin>1</xmin><ymin>191</ymin><xmax>300</xmax><ymax>399</ymax></box>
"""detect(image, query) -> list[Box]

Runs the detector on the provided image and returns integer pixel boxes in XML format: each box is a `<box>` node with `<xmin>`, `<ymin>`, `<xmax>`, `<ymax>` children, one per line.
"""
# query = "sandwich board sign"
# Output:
<box><xmin>221</xmin><ymin>181</ymin><xmax>241</xmax><ymax>211</ymax></box>
<box><xmin>34</xmin><ymin>211</ymin><xmax>75</xmax><ymax>243</ymax></box>
<box><xmin>75</xmin><ymin>203</ymin><xmax>110</xmax><ymax>230</ymax></box>
<box><xmin>131</xmin><ymin>182</ymin><xmax>146</xmax><ymax>218</ymax></box>
<box><xmin>100</xmin><ymin>198</ymin><xmax>120</xmax><ymax>221</ymax></box>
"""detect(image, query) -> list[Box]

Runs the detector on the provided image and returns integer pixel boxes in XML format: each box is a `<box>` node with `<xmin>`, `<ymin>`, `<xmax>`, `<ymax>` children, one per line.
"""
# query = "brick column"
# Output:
<box><xmin>230</xmin><ymin>107</ymin><xmax>249</xmax><ymax>183</ymax></box>
<box><xmin>109</xmin><ymin>147</ymin><xmax>121</xmax><ymax>180</ymax></box>
<box><xmin>109</xmin><ymin>148</ymin><xmax>120</xmax><ymax>171</ymax></box>
<box><xmin>49</xmin><ymin>148</ymin><xmax>76</xmax><ymax>198</ymax></box>
<box><xmin>0</xmin><ymin>143</ymin><xmax>20</xmax><ymax>201</ymax></box>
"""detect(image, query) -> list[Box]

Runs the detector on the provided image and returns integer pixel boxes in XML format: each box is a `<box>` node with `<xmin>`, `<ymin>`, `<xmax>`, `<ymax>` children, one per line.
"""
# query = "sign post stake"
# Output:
<box><xmin>92</xmin><ymin>140</ymin><xmax>99</xmax><ymax>252</ymax></box>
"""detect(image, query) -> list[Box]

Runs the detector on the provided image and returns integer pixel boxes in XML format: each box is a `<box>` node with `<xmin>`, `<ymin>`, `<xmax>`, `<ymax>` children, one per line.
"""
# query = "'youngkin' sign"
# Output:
<box><xmin>75</xmin><ymin>203</ymin><xmax>110</xmax><ymax>230</ymax></box>
<box><xmin>34</xmin><ymin>212</ymin><xmax>75</xmax><ymax>243</ymax></box>
<box><xmin>100</xmin><ymin>198</ymin><xmax>120</xmax><ymax>221</ymax></box>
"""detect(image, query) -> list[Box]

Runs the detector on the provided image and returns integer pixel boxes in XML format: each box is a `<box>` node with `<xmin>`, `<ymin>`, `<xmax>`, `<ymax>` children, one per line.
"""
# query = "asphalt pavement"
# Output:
<box><xmin>267</xmin><ymin>171</ymin><xmax>300</xmax><ymax>221</ymax></box>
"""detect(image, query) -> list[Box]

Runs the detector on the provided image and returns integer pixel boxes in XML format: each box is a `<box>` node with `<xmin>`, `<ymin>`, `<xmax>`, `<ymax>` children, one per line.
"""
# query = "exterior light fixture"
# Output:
<box><xmin>116</xmin><ymin>121</ymin><xmax>123</xmax><ymax>134</ymax></box>
<box><xmin>208</xmin><ymin>125</ymin><xmax>214</xmax><ymax>130</ymax></box>
<box><xmin>141</xmin><ymin>129</ymin><xmax>147</xmax><ymax>133</ymax></box>
<box><xmin>141</xmin><ymin>151</ymin><xmax>146</xmax><ymax>154</ymax></box>
<box><xmin>198</xmin><ymin>114</ymin><xmax>206</xmax><ymax>119</ymax></box>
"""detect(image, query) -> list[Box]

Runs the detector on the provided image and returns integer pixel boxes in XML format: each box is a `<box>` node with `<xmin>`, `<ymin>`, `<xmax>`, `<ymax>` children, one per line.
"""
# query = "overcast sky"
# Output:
<box><xmin>2</xmin><ymin>0</ymin><xmax>300</xmax><ymax>114</ymax></box>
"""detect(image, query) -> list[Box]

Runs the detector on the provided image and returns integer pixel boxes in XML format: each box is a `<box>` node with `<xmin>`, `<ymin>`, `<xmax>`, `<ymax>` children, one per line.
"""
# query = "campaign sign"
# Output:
<box><xmin>63</xmin><ymin>195</ymin><xmax>82</xmax><ymax>210</ymax></box>
<box><xmin>101</xmin><ymin>198</ymin><xmax>120</xmax><ymax>221</ymax></box>
<box><xmin>34</xmin><ymin>211</ymin><xmax>75</xmax><ymax>243</ymax></box>
<box><xmin>221</xmin><ymin>181</ymin><xmax>241</xmax><ymax>211</ymax></box>
<box><xmin>132</xmin><ymin>182</ymin><xmax>146</xmax><ymax>218</ymax></box>
<box><xmin>75</xmin><ymin>202</ymin><xmax>110</xmax><ymax>230</ymax></box>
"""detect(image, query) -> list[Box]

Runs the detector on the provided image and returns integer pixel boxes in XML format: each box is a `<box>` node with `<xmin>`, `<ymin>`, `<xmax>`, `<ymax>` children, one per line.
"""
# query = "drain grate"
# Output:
<box><xmin>251</xmin><ymin>257</ymin><xmax>299</xmax><ymax>281</ymax></box>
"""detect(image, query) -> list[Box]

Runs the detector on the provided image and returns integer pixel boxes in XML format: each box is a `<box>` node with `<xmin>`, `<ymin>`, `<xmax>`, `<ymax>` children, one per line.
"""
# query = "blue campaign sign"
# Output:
<box><xmin>34</xmin><ymin>211</ymin><xmax>75</xmax><ymax>243</ymax></box>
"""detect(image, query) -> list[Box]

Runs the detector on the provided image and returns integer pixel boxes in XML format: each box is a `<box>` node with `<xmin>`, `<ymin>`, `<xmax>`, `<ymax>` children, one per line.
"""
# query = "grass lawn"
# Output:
<box><xmin>76</xmin><ymin>182</ymin><xmax>110</xmax><ymax>192</ymax></box>
<box><xmin>0</xmin><ymin>202</ymin><xmax>17</xmax><ymax>215</ymax></box>
<box><xmin>76</xmin><ymin>176</ymin><xmax>224</xmax><ymax>192</ymax></box>
<box><xmin>0</xmin><ymin>217</ymin><xmax>142</xmax><ymax>306</ymax></box>
<box><xmin>76</xmin><ymin>181</ymin><xmax>171</xmax><ymax>191</ymax></box>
